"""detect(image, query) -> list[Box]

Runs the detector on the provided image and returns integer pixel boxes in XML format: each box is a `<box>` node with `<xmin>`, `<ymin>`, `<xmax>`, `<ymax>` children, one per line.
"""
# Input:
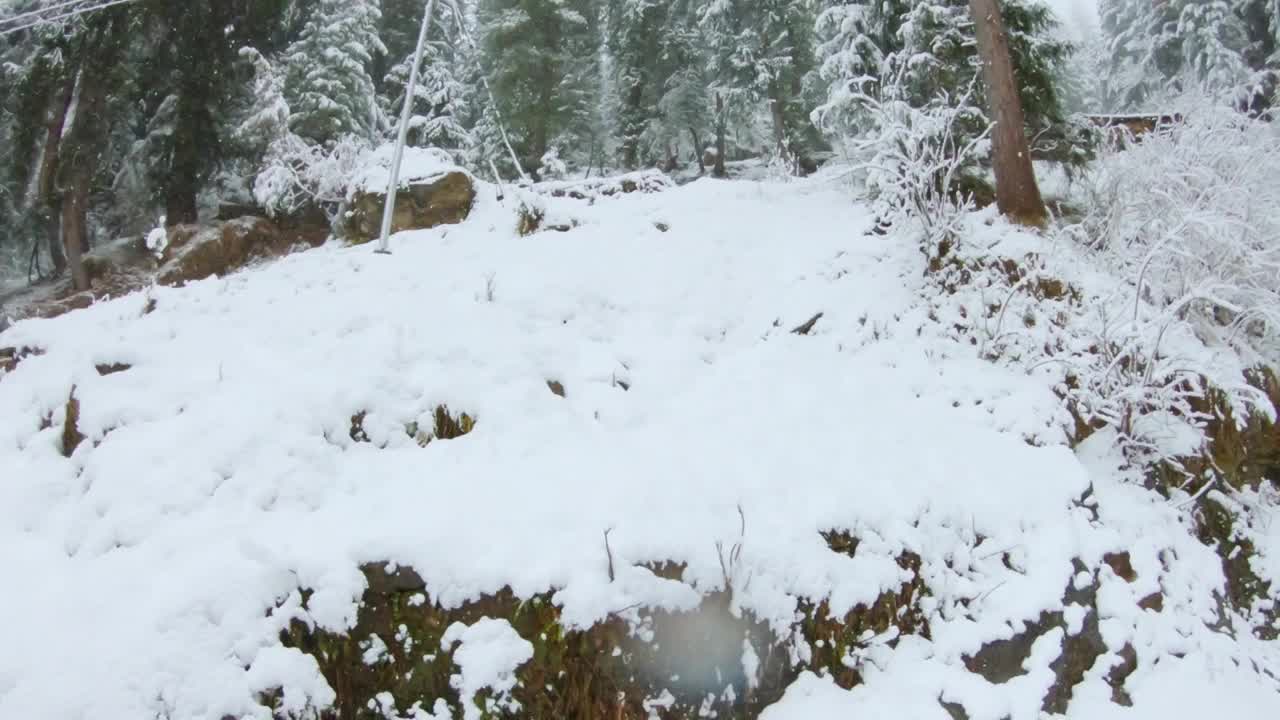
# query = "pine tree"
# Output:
<box><xmin>1100</xmin><ymin>0</ymin><xmax>1278</xmax><ymax>109</ymax></box>
<box><xmin>128</xmin><ymin>0</ymin><xmax>295</xmax><ymax>224</ymax></box>
<box><xmin>813</xmin><ymin>0</ymin><xmax>1077</xmax><ymax>167</ymax></box>
<box><xmin>655</xmin><ymin>0</ymin><xmax>712</xmax><ymax>173</ymax></box>
<box><xmin>476</xmin><ymin>0</ymin><xmax>603</xmax><ymax>177</ymax></box>
<box><xmin>382</xmin><ymin>1</ymin><xmax>473</xmax><ymax>156</ymax></box>
<box><xmin>285</xmin><ymin>0</ymin><xmax>387</xmax><ymax>145</ymax></box>
<box><xmin>607</xmin><ymin>0</ymin><xmax>667</xmax><ymax>169</ymax></box>
<box><xmin>702</xmin><ymin>0</ymin><xmax>823</xmax><ymax>174</ymax></box>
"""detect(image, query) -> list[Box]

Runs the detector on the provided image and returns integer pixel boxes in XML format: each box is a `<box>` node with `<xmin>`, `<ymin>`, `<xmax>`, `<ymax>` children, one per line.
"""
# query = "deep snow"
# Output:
<box><xmin>0</xmin><ymin>174</ymin><xmax>1276</xmax><ymax>719</ymax></box>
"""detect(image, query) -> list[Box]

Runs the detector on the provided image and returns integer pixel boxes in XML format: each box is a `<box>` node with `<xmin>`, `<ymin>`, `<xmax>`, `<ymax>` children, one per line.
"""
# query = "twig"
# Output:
<box><xmin>603</xmin><ymin>528</ymin><xmax>616</xmax><ymax>583</ymax></box>
<box><xmin>792</xmin><ymin>312</ymin><xmax>824</xmax><ymax>336</ymax></box>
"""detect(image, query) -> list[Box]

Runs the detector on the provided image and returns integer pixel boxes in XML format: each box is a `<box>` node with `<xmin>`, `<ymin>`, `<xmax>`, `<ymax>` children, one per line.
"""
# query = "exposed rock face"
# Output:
<box><xmin>344</xmin><ymin>171</ymin><xmax>476</xmax><ymax>245</ymax></box>
<box><xmin>157</xmin><ymin>216</ymin><xmax>324</xmax><ymax>287</ymax></box>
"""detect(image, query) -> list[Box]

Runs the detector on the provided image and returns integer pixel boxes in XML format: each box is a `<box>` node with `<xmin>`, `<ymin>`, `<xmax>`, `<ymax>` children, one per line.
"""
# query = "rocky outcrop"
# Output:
<box><xmin>157</xmin><ymin>216</ymin><xmax>325</xmax><ymax>287</ymax></box>
<box><xmin>344</xmin><ymin>171</ymin><xmax>477</xmax><ymax>245</ymax></box>
<box><xmin>272</xmin><ymin>531</ymin><xmax>929</xmax><ymax>720</ymax></box>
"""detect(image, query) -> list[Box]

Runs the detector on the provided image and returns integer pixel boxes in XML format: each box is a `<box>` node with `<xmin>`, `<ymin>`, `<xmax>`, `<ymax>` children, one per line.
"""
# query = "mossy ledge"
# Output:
<box><xmin>274</xmin><ymin>534</ymin><xmax>929</xmax><ymax>719</ymax></box>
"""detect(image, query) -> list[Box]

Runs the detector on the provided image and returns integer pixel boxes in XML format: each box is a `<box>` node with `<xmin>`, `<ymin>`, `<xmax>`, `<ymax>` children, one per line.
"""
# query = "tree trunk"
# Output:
<box><xmin>61</xmin><ymin>166</ymin><xmax>91</xmax><ymax>292</ymax></box>
<box><xmin>620</xmin><ymin>83</ymin><xmax>645</xmax><ymax>170</ymax></box>
<box><xmin>45</xmin><ymin>207</ymin><xmax>65</xmax><ymax>275</ymax></box>
<box><xmin>767</xmin><ymin>83</ymin><xmax>793</xmax><ymax>173</ymax></box>
<box><xmin>713</xmin><ymin>93</ymin><xmax>727</xmax><ymax>179</ymax></box>
<box><xmin>33</xmin><ymin>73</ymin><xmax>78</xmax><ymax>276</ymax></box>
<box><xmin>690</xmin><ymin>127</ymin><xmax>704</xmax><ymax>175</ymax></box>
<box><xmin>165</xmin><ymin>93</ymin><xmax>201</xmax><ymax>225</ymax></box>
<box><xmin>969</xmin><ymin>0</ymin><xmax>1047</xmax><ymax>227</ymax></box>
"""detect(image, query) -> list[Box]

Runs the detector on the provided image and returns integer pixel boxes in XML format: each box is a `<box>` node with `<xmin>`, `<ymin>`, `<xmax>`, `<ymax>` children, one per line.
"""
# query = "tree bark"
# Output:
<box><xmin>969</xmin><ymin>0</ymin><xmax>1047</xmax><ymax>227</ymax></box>
<box><xmin>165</xmin><ymin>93</ymin><xmax>202</xmax><ymax>225</ymax></box>
<box><xmin>44</xmin><ymin>207</ymin><xmax>65</xmax><ymax>275</ymax></box>
<box><xmin>33</xmin><ymin>73</ymin><xmax>78</xmax><ymax>276</ymax></box>
<box><xmin>767</xmin><ymin>83</ymin><xmax>794</xmax><ymax>173</ymax></box>
<box><xmin>690</xmin><ymin>127</ymin><xmax>704</xmax><ymax>174</ymax></box>
<box><xmin>60</xmin><ymin>167</ymin><xmax>91</xmax><ymax>292</ymax></box>
<box><xmin>713</xmin><ymin>93</ymin><xmax>727</xmax><ymax>178</ymax></box>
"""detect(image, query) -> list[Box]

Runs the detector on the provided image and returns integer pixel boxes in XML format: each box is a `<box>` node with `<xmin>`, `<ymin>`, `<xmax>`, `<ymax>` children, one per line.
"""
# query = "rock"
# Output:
<box><xmin>157</xmin><ymin>217</ymin><xmax>301</xmax><ymax>287</ymax></box>
<box><xmin>538</xmin><ymin>170</ymin><xmax>674</xmax><ymax>201</ymax></box>
<box><xmin>344</xmin><ymin>171</ymin><xmax>476</xmax><ymax>245</ymax></box>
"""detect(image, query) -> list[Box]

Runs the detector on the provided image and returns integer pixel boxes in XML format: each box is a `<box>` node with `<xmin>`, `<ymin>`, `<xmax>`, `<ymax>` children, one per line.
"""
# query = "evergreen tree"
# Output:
<box><xmin>607</xmin><ymin>0</ymin><xmax>667</xmax><ymax>169</ymax></box>
<box><xmin>702</xmin><ymin>0</ymin><xmax>823</xmax><ymax>174</ymax></box>
<box><xmin>1100</xmin><ymin>0</ymin><xmax>1278</xmax><ymax>109</ymax></box>
<box><xmin>655</xmin><ymin>0</ymin><xmax>712</xmax><ymax>173</ymax></box>
<box><xmin>129</xmin><ymin>0</ymin><xmax>295</xmax><ymax>224</ymax></box>
<box><xmin>476</xmin><ymin>0</ymin><xmax>603</xmax><ymax>177</ymax></box>
<box><xmin>813</xmin><ymin>0</ymin><xmax>1078</xmax><ymax>167</ymax></box>
<box><xmin>285</xmin><ymin>0</ymin><xmax>387</xmax><ymax>144</ymax></box>
<box><xmin>383</xmin><ymin>1</ymin><xmax>473</xmax><ymax>155</ymax></box>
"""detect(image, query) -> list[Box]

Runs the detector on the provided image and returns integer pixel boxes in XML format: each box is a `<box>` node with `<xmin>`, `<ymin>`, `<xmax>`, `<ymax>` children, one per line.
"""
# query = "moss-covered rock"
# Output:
<box><xmin>274</xmin><ymin>531</ymin><xmax>932</xmax><ymax>719</ymax></box>
<box><xmin>158</xmin><ymin>217</ymin><xmax>306</xmax><ymax>287</ymax></box>
<box><xmin>345</xmin><ymin>172</ymin><xmax>476</xmax><ymax>245</ymax></box>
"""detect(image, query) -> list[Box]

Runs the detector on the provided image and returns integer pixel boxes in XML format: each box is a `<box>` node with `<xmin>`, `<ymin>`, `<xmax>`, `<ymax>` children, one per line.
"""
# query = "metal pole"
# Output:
<box><xmin>376</xmin><ymin>0</ymin><xmax>437</xmax><ymax>254</ymax></box>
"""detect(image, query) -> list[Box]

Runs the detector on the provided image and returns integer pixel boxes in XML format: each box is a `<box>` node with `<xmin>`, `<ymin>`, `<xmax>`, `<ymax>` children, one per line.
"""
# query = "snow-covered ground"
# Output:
<box><xmin>0</xmin><ymin>174</ymin><xmax>1277</xmax><ymax>719</ymax></box>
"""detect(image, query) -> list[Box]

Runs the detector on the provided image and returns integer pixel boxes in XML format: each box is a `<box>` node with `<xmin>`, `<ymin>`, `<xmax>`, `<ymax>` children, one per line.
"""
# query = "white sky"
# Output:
<box><xmin>1040</xmin><ymin>0</ymin><xmax>1101</xmax><ymax>40</ymax></box>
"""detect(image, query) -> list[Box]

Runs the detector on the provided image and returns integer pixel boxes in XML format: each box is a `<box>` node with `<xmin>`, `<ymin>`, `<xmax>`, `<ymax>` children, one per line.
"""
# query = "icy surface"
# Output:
<box><xmin>0</xmin><ymin>174</ymin><xmax>1276</xmax><ymax>719</ymax></box>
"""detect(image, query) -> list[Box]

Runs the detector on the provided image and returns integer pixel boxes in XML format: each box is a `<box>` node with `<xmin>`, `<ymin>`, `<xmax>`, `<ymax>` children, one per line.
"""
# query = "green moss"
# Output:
<box><xmin>275</xmin><ymin>532</ymin><xmax>933</xmax><ymax>718</ymax></box>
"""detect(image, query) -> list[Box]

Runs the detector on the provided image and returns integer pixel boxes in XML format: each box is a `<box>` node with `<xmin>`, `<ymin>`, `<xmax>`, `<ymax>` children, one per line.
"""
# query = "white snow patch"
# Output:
<box><xmin>441</xmin><ymin>618</ymin><xmax>533</xmax><ymax>720</ymax></box>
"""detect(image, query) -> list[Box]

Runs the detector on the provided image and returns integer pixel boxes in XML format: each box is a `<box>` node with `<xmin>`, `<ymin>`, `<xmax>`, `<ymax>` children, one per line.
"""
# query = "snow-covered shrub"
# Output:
<box><xmin>922</xmin><ymin>209</ymin><xmax>1272</xmax><ymax>472</ymax></box>
<box><xmin>537</xmin><ymin>147</ymin><xmax>568</xmax><ymax>181</ymax></box>
<box><xmin>832</xmin><ymin>77</ymin><xmax>989</xmax><ymax>253</ymax></box>
<box><xmin>253</xmin><ymin>134</ymin><xmax>373</xmax><ymax>216</ymax></box>
<box><xmin>944</xmin><ymin>105</ymin><xmax>1280</xmax><ymax>471</ymax></box>
<box><xmin>1080</xmin><ymin>105</ymin><xmax>1280</xmax><ymax>363</ymax></box>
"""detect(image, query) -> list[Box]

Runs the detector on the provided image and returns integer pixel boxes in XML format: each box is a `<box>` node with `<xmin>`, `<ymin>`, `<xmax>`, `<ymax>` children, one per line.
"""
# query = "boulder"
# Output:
<box><xmin>157</xmin><ymin>217</ymin><xmax>301</xmax><ymax>287</ymax></box>
<box><xmin>343</xmin><ymin>170</ymin><xmax>476</xmax><ymax>245</ymax></box>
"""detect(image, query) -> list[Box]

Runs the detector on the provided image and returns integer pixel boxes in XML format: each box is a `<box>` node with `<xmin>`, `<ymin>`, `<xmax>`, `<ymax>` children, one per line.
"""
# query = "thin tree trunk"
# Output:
<box><xmin>45</xmin><ymin>206</ymin><xmax>65</xmax><ymax>275</ymax></box>
<box><xmin>621</xmin><ymin>83</ymin><xmax>644</xmax><ymax>170</ymax></box>
<box><xmin>690</xmin><ymin>127</ymin><xmax>704</xmax><ymax>174</ymax></box>
<box><xmin>713</xmin><ymin>93</ymin><xmax>727</xmax><ymax>178</ymax></box>
<box><xmin>969</xmin><ymin>0</ymin><xmax>1047</xmax><ymax>227</ymax></box>
<box><xmin>767</xmin><ymin>83</ymin><xmax>793</xmax><ymax>173</ymax></box>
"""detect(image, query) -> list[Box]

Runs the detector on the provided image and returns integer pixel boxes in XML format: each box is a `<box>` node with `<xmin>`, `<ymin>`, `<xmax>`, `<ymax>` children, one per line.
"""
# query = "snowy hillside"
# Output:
<box><xmin>1</xmin><ymin>174</ymin><xmax>1278</xmax><ymax>720</ymax></box>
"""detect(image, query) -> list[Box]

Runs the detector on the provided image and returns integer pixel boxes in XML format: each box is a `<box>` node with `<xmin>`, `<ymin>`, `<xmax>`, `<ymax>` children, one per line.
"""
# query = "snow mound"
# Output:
<box><xmin>0</xmin><ymin>174</ymin><xmax>1277</xmax><ymax>719</ymax></box>
<box><xmin>353</xmin><ymin>144</ymin><xmax>461</xmax><ymax>195</ymax></box>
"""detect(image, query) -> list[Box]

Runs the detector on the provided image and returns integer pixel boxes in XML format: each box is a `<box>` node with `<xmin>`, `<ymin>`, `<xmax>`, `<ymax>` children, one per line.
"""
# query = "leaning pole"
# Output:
<box><xmin>376</xmin><ymin>0</ymin><xmax>437</xmax><ymax>254</ymax></box>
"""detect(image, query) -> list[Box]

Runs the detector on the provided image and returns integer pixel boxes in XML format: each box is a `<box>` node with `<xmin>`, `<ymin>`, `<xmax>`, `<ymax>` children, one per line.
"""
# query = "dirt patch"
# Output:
<box><xmin>963</xmin><ymin>561</ymin><xmax>1108</xmax><ymax>714</ymax></box>
<box><xmin>0</xmin><ymin>346</ymin><xmax>44</xmax><ymax>376</ymax></box>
